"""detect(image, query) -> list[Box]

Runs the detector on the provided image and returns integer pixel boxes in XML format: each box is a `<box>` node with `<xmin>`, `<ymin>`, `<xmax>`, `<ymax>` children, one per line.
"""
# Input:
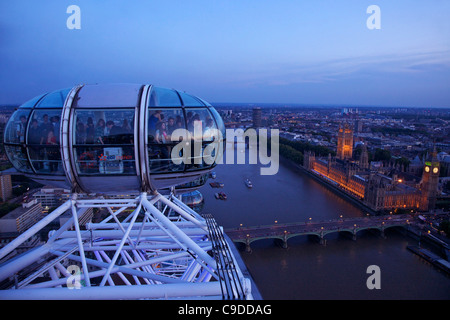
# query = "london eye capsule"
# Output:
<box><xmin>3</xmin><ymin>84</ymin><xmax>225</xmax><ymax>193</ymax></box>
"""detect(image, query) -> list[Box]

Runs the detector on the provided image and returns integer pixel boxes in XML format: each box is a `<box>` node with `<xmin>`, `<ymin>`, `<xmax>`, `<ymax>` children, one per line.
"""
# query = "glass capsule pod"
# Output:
<box><xmin>3</xmin><ymin>84</ymin><xmax>225</xmax><ymax>194</ymax></box>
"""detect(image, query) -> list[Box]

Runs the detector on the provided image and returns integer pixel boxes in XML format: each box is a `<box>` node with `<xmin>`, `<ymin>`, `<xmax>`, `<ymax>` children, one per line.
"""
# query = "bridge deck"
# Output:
<box><xmin>225</xmin><ymin>214</ymin><xmax>412</xmax><ymax>243</ymax></box>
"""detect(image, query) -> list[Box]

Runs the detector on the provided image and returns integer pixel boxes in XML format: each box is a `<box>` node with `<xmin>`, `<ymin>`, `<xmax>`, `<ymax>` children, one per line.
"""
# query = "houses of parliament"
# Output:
<box><xmin>303</xmin><ymin>124</ymin><xmax>440</xmax><ymax>213</ymax></box>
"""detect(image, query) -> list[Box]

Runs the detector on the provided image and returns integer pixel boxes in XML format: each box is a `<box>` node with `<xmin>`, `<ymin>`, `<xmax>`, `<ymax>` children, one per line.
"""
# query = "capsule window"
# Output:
<box><xmin>147</xmin><ymin>108</ymin><xmax>186</xmax><ymax>174</ymax></box>
<box><xmin>4</xmin><ymin>109</ymin><xmax>31</xmax><ymax>144</ymax></box>
<box><xmin>27</xmin><ymin>110</ymin><xmax>63</xmax><ymax>175</ymax></box>
<box><xmin>178</xmin><ymin>91</ymin><xmax>204</xmax><ymax>107</ymax></box>
<box><xmin>4</xmin><ymin>145</ymin><xmax>33</xmax><ymax>173</ymax></box>
<box><xmin>148</xmin><ymin>87</ymin><xmax>182</xmax><ymax>107</ymax></box>
<box><xmin>19</xmin><ymin>94</ymin><xmax>46</xmax><ymax>109</ymax></box>
<box><xmin>208</xmin><ymin>107</ymin><xmax>226</xmax><ymax>139</ymax></box>
<box><xmin>184</xmin><ymin>108</ymin><xmax>219</xmax><ymax>171</ymax></box>
<box><xmin>176</xmin><ymin>173</ymin><xmax>209</xmax><ymax>190</ymax></box>
<box><xmin>35</xmin><ymin>88</ymin><xmax>71</xmax><ymax>108</ymax></box>
<box><xmin>73</xmin><ymin>109</ymin><xmax>136</xmax><ymax>175</ymax></box>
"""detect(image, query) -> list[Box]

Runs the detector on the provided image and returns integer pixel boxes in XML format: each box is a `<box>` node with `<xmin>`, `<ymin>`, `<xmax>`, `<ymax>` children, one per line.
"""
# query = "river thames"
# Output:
<box><xmin>197</xmin><ymin>152</ymin><xmax>450</xmax><ymax>300</ymax></box>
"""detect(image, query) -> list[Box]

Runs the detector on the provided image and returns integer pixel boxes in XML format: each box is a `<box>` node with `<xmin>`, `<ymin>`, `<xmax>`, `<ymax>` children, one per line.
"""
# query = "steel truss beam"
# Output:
<box><xmin>0</xmin><ymin>192</ymin><xmax>252</xmax><ymax>300</ymax></box>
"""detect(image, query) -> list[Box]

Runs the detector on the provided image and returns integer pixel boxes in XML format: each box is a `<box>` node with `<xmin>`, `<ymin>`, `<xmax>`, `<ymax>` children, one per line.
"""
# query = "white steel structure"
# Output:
<box><xmin>0</xmin><ymin>191</ymin><xmax>252</xmax><ymax>299</ymax></box>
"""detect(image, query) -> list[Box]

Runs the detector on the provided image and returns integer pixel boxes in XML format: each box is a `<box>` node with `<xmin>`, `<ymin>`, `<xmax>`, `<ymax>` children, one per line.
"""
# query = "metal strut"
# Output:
<box><xmin>202</xmin><ymin>213</ymin><xmax>245</xmax><ymax>300</ymax></box>
<box><xmin>0</xmin><ymin>193</ymin><xmax>253</xmax><ymax>300</ymax></box>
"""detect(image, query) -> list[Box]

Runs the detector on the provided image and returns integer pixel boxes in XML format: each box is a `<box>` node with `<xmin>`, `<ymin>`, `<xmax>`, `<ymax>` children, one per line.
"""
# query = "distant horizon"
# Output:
<box><xmin>211</xmin><ymin>102</ymin><xmax>450</xmax><ymax>110</ymax></box>
<box><xmin>2</xmin><ymin>99</ymin><xmax>450</xmax><ymax>111</ymax></box>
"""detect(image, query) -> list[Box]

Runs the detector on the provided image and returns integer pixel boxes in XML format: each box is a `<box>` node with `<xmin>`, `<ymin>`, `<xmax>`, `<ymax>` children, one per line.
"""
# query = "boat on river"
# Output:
<box><xmin>215</xmin><ymin>192</ymin><xmax>227</xmax><ymax>200</ymax></box>
<box><xmin>210</xmin><ymin>182</ymin><xmax>224</xmax><ymax>188</ymax></box>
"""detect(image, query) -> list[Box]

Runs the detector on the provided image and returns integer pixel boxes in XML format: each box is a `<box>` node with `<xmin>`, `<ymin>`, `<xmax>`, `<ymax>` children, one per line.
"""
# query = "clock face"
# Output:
<box><xmin>433</xmin><ymin>167</ymin><xmax>438</xmax><ymax>174</ymax></box>
<box><xmin>425</xmin><ymin>166</ymin><xmax>430</xmax><ymax>172</ymax></box>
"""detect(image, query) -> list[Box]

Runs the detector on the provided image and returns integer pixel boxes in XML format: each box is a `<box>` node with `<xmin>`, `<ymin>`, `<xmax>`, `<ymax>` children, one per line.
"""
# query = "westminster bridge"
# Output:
<box><xmin>225</xmin><ymin>214</ymin><xmax>413</xmax><ymax>252</ymax></box>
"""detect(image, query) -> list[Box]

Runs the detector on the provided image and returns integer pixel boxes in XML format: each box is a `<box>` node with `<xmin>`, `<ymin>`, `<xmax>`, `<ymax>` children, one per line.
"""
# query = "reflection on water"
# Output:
<box><xmin>198</xmin><ymin>156</ymin><xmax>450</xmax><ymax>300</ymax></box>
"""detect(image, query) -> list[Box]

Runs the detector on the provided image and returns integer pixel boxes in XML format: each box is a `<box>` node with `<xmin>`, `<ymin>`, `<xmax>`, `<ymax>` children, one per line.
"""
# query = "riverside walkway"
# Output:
<box><xmin>225</xmin><ymin>214</ymin><xmax>413</xmax><ymax>252</ymax></box>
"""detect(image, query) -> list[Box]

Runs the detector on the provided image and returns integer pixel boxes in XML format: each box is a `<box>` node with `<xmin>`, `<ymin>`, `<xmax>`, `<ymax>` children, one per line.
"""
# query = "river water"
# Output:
<box><xmin>197</xmin><ymin>152</ymin><xmax>450</xmax><ymax>300</ymax></box>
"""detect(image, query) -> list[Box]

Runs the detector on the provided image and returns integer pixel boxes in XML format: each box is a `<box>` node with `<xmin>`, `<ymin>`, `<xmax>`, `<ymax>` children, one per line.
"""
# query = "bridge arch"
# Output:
<box><xmin>285</xmin><ymin>232</ymin><xmax>323</xmax><ymax>246</ymax></box>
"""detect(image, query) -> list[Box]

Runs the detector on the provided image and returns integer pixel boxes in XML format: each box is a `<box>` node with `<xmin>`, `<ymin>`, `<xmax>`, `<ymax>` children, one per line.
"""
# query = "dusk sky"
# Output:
<box><xmin>1</xmin><ymin>1</ymin><xmax>450</xmax><ymax>107</ymax></box>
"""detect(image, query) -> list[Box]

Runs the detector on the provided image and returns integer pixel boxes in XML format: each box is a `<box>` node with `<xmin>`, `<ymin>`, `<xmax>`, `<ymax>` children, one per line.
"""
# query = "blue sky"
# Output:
<box><xmin>1</xmin><ymin>1</ymin><xmax>450</xmax><ymax>107</ymax></box>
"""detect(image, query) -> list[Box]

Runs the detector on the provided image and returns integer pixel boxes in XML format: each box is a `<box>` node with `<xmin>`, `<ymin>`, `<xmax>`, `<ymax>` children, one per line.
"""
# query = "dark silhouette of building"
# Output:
<box><xmin>252</xmin><ymin>107</ymin><xmax>262</xmax><ymax>128</ymax></box>
<box><xmin>359</xmin><ymin>144</ymin><xmax>369</xmax><ymax>170</ymax></box>
<box><xmin>354</xmin><ymin>119</ymin><xmax>363</xmax><ymax>133</ymax></box>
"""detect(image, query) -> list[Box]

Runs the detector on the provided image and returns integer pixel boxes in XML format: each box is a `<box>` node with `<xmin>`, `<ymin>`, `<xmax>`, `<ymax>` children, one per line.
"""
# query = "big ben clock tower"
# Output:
<box><xmin>421</xmin><ymin>148</ymin><xmax>440</xmax><ymax>211</ymax></box>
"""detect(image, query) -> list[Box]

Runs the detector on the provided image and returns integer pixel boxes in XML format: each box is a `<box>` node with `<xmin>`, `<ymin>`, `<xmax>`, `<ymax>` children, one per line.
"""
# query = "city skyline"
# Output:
<box><xmin>1</xmin><ymin>1</ymin><xmax>450</xmax><ymax>108</ymax></box>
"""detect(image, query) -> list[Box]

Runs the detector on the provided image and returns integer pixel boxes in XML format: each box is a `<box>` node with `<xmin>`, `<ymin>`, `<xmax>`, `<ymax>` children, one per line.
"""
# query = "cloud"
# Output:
<box><xmin>226</xmin><ymin>49</ymin><xmax>450</xmax><ymax>87</ymax></box>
